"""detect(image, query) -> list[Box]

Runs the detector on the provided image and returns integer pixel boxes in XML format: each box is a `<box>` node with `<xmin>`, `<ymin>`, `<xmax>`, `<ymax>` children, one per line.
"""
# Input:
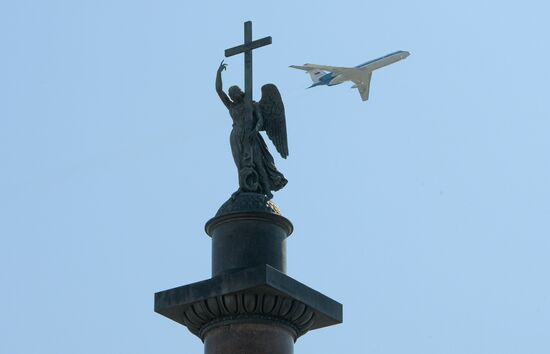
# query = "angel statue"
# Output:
<box><xmin>216</xmin><ymin>61</ymin><xmax>288</xmax><ymax>199</ymax></box>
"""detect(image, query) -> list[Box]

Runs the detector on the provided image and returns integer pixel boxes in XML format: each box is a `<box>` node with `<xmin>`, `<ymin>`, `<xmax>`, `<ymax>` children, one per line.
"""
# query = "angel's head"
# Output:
<box><xmin>228</xmin><ymin>86</ymin><xmax>244</xmax><ymax>102</ymax></box>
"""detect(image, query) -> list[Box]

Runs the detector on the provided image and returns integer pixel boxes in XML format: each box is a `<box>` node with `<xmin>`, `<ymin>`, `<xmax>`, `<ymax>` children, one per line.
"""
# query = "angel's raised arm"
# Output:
<box><xmin>216</xmin><ymin>61</ymin><xmax>231</xmax><ymax>109</ymax></box>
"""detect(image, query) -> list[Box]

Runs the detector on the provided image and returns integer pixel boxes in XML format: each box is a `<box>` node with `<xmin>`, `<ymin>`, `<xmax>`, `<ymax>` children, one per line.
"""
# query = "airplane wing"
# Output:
<box><xmin>352</xmin><ymin>72</ymin><xmax>372</xmax><ymax>101</ymax></box>
<box><xmin>325</xmin><ymin>66</ymin><xmax>373</xmax><ymax>101</ymax></box>
<box><xmin>290</xmin><ymin>64</ymin><xmax>373</xmax><ymax>101</ymax></box>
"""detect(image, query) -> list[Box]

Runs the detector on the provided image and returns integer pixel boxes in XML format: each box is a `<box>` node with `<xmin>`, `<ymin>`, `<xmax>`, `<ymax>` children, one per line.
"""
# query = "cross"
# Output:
<box><xmin>225</xmin><ymin>21</ymin><xmax>272</xmax><ymax>105</ymax></box>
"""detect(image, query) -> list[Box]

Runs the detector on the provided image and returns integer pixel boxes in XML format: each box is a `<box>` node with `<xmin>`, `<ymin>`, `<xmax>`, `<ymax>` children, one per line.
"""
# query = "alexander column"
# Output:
<box><xmin>154</xmin><ymin>21</ymin><xmax>342</xmax><ymax>354</ymax></box>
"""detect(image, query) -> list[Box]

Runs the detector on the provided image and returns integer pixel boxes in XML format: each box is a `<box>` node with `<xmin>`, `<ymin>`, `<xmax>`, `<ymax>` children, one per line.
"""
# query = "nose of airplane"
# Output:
<box><xmin>401</xmin><ymin>51</ymin><xmax>411</xmax><ymax>58</ymax></box>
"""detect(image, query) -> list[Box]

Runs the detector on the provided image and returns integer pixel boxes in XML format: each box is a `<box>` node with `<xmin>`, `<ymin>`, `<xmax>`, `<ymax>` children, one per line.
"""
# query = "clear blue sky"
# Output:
<box><xmin>1</xmin><ymin>1</ymin><xmax>549</xmax><ymax>353</ymax></box>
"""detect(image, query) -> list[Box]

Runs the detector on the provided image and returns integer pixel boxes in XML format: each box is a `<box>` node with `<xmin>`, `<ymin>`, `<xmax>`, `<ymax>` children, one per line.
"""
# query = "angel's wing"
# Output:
<box><xmin>258</xmin><ymin>84</ymin><xmax>288</xmax><ymax>159</ymax></box>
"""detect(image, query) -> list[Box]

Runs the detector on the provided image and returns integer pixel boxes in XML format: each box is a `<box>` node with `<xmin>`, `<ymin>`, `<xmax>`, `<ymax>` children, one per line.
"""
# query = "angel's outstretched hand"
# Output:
<box><xmin>217</xmin><ymin>60</ymin><xmax>227</xmax><ymax>73</ymax></box>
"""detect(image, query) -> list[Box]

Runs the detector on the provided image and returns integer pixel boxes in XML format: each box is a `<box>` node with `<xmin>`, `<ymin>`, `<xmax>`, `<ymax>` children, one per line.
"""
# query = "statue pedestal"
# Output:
<box><xmin>155</xmin><ymin>193</ymin><xmax>342</xmax><ymax>353</ymax></box>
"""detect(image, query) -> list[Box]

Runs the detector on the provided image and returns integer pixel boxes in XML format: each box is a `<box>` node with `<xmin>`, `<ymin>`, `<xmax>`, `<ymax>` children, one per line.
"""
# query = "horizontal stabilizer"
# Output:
<box><xmin>290</xmin><ymin>65</ymin><xmax>326</xmax><ymax>84</ymax></box>
<box><xmin>289</xmin><ymin>65</ymin><xmax>314</xmax><ymax>71</ymax></box>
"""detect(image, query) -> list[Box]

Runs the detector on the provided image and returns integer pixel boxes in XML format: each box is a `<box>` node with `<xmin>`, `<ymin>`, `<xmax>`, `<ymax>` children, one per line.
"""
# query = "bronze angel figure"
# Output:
<box><xmin>216</xmin><ymin>61</ymin><xmax>288</xmax><ymax>199</ymax></box>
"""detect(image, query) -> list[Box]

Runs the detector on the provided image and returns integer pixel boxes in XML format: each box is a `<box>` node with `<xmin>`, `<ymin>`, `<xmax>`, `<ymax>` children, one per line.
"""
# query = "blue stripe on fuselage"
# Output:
<box><xmin>354</xmin><ymin>50</ymin><xmax>404</xmax><ymax>68</ymax></box>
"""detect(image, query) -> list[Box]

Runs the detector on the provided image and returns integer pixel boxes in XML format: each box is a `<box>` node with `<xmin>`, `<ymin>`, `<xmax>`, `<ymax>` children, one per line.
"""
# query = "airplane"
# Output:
<box><xmin>290</xmin><ymin>50</ymin><xmax>410</xmax><ymax>101</ymax></box>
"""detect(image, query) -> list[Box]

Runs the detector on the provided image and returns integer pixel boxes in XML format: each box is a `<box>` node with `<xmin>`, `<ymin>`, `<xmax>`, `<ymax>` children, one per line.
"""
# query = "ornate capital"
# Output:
<box><xmin>181</xmin><ymin>292</ymin><xmax>315</xmax><ymax>340</ymax></box>
<box><xmin>155</xmin><ymin>265</ymin><xmax>342</xmax><ymax>342</ymax></box>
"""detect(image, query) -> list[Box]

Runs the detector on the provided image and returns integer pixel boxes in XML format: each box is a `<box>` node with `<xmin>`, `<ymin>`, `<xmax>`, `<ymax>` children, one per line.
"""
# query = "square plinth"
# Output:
<box><xmin>155</xmin><ymin>264</ymin><xmax>342</xmax><ymax>333</ymax></box>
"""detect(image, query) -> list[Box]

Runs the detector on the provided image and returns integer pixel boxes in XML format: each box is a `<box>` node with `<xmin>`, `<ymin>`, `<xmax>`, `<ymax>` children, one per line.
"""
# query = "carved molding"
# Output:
<box><xmin>205</xmin><ymin>192</ymin><xmax>294</xmax><ymax>236</ymax></box>
<box><xmin>181</xmin><ymin>292</ymin><xmax>315</xmax><ymax>340</ymax></box>
<box><xmin>215</xmin><ymin>193</ymin><xmax>282</xmax><ymax>217</ymax></box>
